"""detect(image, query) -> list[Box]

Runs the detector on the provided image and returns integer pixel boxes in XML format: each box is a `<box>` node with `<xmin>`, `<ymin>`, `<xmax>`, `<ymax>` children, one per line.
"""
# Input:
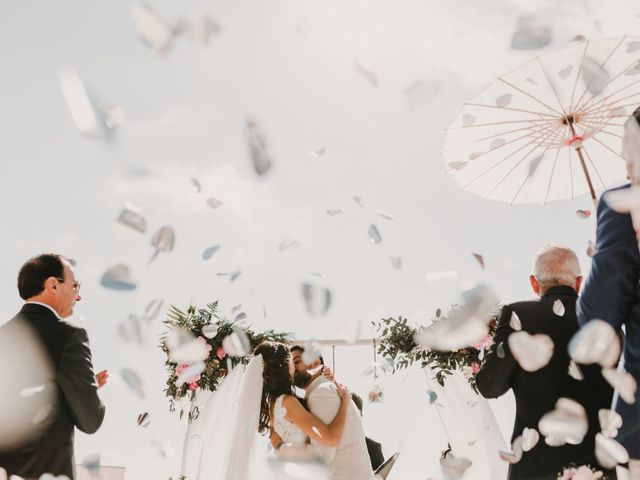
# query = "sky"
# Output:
<box><xmin>1</xmin><ymin>0</ymin><xmax>639</xmax><ymax>478</ymax></box>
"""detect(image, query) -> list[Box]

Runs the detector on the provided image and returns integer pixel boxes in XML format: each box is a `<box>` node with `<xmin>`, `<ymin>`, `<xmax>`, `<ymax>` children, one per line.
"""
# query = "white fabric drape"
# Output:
<box><xmin>423</xmin><ymin>366</ymin><xmax>508</xmax><ymax>479</ymax></box>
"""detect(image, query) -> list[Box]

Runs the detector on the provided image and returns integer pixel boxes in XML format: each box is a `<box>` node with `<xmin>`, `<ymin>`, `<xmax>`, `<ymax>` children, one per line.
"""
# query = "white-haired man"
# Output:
<box><xmin>477</xmin><ymin>245</ymin><xmax>614</xmax><ymax>480</ymax></box>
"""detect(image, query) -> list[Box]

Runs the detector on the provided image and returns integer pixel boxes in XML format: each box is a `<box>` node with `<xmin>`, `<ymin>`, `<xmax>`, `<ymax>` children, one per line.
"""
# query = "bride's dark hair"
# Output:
<box><xmin>254</xmin><ymin>341</ymin><xmax>295</xmax><ymax>434</ymax></box>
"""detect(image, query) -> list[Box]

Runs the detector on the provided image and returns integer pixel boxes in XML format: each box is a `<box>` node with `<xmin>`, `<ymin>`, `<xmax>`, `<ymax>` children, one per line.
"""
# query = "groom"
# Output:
<box><xmin>290</xmin><ymin>345</ymin><xmax>372</xmax><ymax>480</ymax></box>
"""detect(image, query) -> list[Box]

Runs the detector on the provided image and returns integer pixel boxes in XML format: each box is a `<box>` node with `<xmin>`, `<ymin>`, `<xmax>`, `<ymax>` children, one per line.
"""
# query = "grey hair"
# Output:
<box><xmin>533</xmin><ymin>244</ymin><xmax>581</xmax><ymax>289</ymax></box>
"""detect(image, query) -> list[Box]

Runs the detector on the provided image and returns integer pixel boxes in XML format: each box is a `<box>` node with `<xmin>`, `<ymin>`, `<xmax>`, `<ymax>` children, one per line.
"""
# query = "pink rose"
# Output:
<box><xmin>176</xmin><ymin>363</ymin><xmax>202</xmax><ymax>389</ymax></box>
<box><xmin>473</xmin><ymin>334</ymin><xmax>494</xmax><ymax>350</ymax></box>
<box><xmin>471</xmin><ymin>362</ymin><xmax>481</xmax><ymax>375</ymax></box>
<box><xmin>216</xmin><ymin>347</ymin><xmax>226</xmax><ymax>359</ymax></box>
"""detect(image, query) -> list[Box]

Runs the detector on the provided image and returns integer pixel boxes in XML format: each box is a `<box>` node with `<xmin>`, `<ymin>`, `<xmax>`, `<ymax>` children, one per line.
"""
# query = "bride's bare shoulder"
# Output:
<box><xmin>281</xmin><ymin>394</ymin><xmax>301</xmax><ymax>408</ymax></box>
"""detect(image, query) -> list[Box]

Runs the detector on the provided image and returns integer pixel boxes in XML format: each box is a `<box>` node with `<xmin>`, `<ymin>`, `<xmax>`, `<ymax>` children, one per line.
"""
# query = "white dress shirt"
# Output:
<box><xmin>305</xmin><ymin>376</ymin><xmax>373</xmax><ymax>480</ymax></box>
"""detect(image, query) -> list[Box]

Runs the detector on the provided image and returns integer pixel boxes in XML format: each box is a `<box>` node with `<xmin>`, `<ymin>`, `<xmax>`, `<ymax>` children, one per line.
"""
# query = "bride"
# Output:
<box><xmin>181</xmin><ymin>341</ymin><xmax>353</xmax><ymax>480</ymax></box>
<box><xmin>255</xmin><ymin>341</ymin><xmax>351</xmax><ymax>454</ymax></box>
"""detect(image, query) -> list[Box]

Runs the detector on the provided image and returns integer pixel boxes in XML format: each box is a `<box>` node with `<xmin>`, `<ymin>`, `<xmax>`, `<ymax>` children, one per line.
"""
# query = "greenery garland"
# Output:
<box><xmin>161</xmin><ymin>301</ymin><xmax>291</xmax><ymax>419</ymax></box>
<box><xmin>373</xmin><ymin>307</ymin><xmax>498</xmax><ymax>392</ymax></box>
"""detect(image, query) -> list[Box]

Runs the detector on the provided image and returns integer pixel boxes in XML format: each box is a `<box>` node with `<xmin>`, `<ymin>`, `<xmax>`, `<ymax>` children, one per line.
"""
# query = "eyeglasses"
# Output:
<box><xmin>56</xmin><ymin>277</ymin><xmax>82</xmax><ymax>293</ymax></box>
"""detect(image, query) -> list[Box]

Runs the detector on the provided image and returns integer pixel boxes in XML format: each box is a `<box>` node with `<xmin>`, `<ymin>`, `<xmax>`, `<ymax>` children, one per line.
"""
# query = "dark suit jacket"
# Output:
<box><xmin>0</xmin><ymin>304</ymin><xmax>105</xmax><ymax>479</ymax></box>
<box><xmin>476</xmin><ymin>287</ymin><xmax>614</xmax><ymax>480</ymax></box>
<box><xmin>365</xmin><ymin>436</ymin><xmax>384</xmax><ymax>471</ymax></box>
<box><xmin>578</xmin><ymin>184</ymin><xmax>640</xmax><ymax>459</ymax></box>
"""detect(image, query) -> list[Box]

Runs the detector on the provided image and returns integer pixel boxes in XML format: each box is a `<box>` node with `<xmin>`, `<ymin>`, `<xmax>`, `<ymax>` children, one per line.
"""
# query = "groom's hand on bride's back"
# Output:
<box><xmin>335</xmin><ymin>383</ymin><xmax>350</xmax><ymax>400</ymax></box>
<box><xmin>322</xmin><ymin>366</ymin><xmax>335</xmax><ymax>382</ymax></box>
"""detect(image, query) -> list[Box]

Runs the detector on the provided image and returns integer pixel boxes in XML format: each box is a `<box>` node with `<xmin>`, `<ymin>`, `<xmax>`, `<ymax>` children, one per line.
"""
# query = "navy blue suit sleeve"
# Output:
<box><xmin>476</xmin><ymin>305</ymin><xmax>517</xmax><ymax>399</ymax></box>
<box><xmin>578</xmin><ymin>192</ymin><xmax>640</xmax><ymax>330</ymax></box>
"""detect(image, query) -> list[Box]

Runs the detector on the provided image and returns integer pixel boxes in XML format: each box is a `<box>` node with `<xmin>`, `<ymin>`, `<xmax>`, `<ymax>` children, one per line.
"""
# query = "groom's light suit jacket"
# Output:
<box><xmin>305</xmin><ymin>376</ymin><xmax>372</xmax><ymax>480</ymax></box>
<box><xmin>477</xmin><ymin>287</ymin><xmax>614</xmax><ymax>480</ymax></box>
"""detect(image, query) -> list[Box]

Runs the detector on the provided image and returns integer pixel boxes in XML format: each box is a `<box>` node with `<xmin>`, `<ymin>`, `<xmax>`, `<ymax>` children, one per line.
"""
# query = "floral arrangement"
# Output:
<box><xmin>162</xmin><ymin>302</ymin><xmax>291</xmax><ymax>418</ymax></box>
<box><xmin>372</xmin><ymin>307</ymin><xmax>498</xmax><ymax>392</ymax></box>
<box><xmin>557</xmin><ymin>465</ymin><xmax>604</xmax><ymax>480</ymax></box>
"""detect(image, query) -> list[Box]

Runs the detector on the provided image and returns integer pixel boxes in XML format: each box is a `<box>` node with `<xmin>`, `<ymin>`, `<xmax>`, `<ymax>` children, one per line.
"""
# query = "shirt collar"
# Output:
<box><xmin>24</xmin><ymin>301</ymin><xmax>62</xmax><ymax>320</ymax></box>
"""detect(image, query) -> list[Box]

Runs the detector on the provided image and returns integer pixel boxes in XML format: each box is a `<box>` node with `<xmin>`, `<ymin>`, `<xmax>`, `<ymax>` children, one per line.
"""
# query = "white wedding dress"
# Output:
<box><xmin>272</xmin><ymin>394</ymin><xmax>307</xmax><ymax>445</ymax></box>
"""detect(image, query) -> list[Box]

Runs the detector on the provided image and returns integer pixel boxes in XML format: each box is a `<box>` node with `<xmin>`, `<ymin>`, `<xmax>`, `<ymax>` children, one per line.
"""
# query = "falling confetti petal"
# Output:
<box><xmin>508</xmin><ymin>331</ymin><xmax>554</xmax><ymax>372</ymax></box>
<box><xmin>368</xmin><ymin>225</ymin><xmax>382</xmax><ymax>244</ymax></box>
<box><xmin>576</xmin><ymin>209</ymin><xmax>592</xmax><ymax>219</ymax></box>
<box><xmin>510</xmin><ymin>15</ymin><xmax>552</xmax><ymax>50</ymax></box>
<box><xmin>191</xmin><ymin>178</ymin><xmax>202</xmax><ymax>193</ymax></box>
<box><xmin>175</xmin><ymin>362</ymin><xmax>205</xmax><ymax>386</ymax></box>
<box><xmin>222</xmin><ymin>328</ymin><xmax>251</xmax><ymax>356</ymax></box>
<box><xmin>279</xmin><ymin>236</ymin><xmax>301</xmax><ymax>251</ymax></box>
<box><xmin>81</xmin><ymin>453</ymin><xmax>101</xmax><ymax>475</ymax></box>
<box><xmin>425</xmin><ymin>270</ymin><xmax>458</xmax><ymax>282</ymax></box>
<box><xmin>309</xmin><ymin>148</ymin><xmax>326</xmax><ymax>157</ymax></box>
<box><xmin>202</xmin><ymin>245</ymin><xmax>220</xmax><ymax>260</ymax></box>
<box><xmin>234</xmin><ymin>312</ymin><xmax>247</xmax><ymax>323</ymax></box>
<box><xmin>441</xmin><ymin>454</ymin><xmax>472</xmax><ymax>480</ymax></box>
<box><xmin>205</xmin><ymin>198</ymin><xmax>224</xmax><ymax>209</ymax></box>
<box><xmin>599</xmin><ymin>409</ymin><xmax>623</xmax><ymax>438</ymax></box>
<box><xmin>101</xmin><ymin>264</ymin><xmax>137</xmax><ymax>291</ymax></box>
<box><xmin>302</xmin><ymin>340</ymin><xmax>323</xmax><ymax>364</ymax></box>
<box><xmin>150</xmin><ymin>226</ymin><xmax>175</xmax><ymax>262</ymax></box>
<box><xmin>57</xmin><ymin>68</ymin><xmax>105</xmax><ymax>137</ymax></box>
<box><xmin>144</xmin><ymin>298</ymin><xmax>164</xmax><ymax>322</ymax></box>
<box><xmin>231</xmin><ymin>304</ymin><xmax>243</xmax><ymax>314</ymax></box>
<box><xmin>415</xmin><ymin>283</ymin><xmax>496</xmax><ymax>351</ymax></box>
<box><xmin>19</xmin><ymin>385</ymin><xmax>46</xmax><ymax>398</ymax></box>
<box><xmin>309</xmin><ymin>269</ymin><xmax>322</xmax><ymax>277</ymax></box>
<box><xmin>354</xmin><ymin>58</ymin><xmax>379</xmax><ymax>87</ymax></box>
<box><xmin>568</xmin><ymin>319</ymin><xmax>621</xmax><ymax>368</ymax></box>
<box><xmin>132</xmin><ymin>3</ymin><xmax>174</xmax><ymax>54</ymax></box>
<box><xmin>499</xmin><ymin>436</ymin><xmax>524</xmax><ymax>464</ymax></box>
<box><xmin>568</xmin><ymin>360</ymin><xmax>584</xmax><ymax>381</ymax></box>
<box><xmin>552</xmin><ymin>299</ymin><xmax>565</xmax><ymax>316</ymax></box>
<box><xmin>582</xmin><ymin>57</ymin><xmax>610</xmax><ymax>95</ymax></box>
<box><xmin>586</xmin><ymin>241</ymin><xmax>596</xmax><ymax>257</ymax></box>
<box><xmin>538</xmin><ymin>398</ymin><xmax>588</xmax><ymax>446</ymax></box>
<box><xmin>596</xmin><ymin>433</ymin><xmax>630</xmax><ymax>469</ymax></box>
<box><xmin>427</xmin><ymin>390</ymin><xmax>438</xmax><ymax>404</ymax></box>
<box><xmin>521</xmin><ymin>427</ymin><xmax>540</xmax><ymax>452</ymax></box>
<box><xmin>326</xmin><ymin>209</ymin><xmax>344</xmax><ymax>216</ymax></box>
<box><xmin>246</xmin><ymin>119</ymin><xmax>272</xmax><ymax>176</ymax></box>
<box><xmin>509</xmin><ymin>311</ymin><xmax>522</xmax><ymax>331</ymax></box>
<box><xmin>117</xmin><ymin>203</ymin><xmax>147</xmax><ymax>233</ymax></box>
<box><xmin>230</xmin><ymin>270</ymin><xmax>242</xmax><ymax>282</ymax></box>
<box><xmin>121</xmin><ymin>368</ymin><xmax>145</xmax><ymax>398</ymax></box>
<box><xmin>377</xmin><ymin>211</ymin><xmax>394</xmax><ymax>220</ymax></box>
<box><xmin>176</xmin><ymin>13</ymin><xmax>221</xmax><ymax>45</ymax></box>
<box><xmin>404</xmin><ymin>79</ymin><xmax>441</xmax><ymax>109</ymax></box>
<box><xmin>202</xmin><ymin>324</ymin><xmax>219</xmax><ymax>339</ymax></box>
<box><xmin>353</xmin><ymin>196</ymin><xmax>364</xmax><ymax>207</ymax></box>
<box><xmin>302</xmin><ymin>283</ymin><xmax>332</xmax><ymax>316</ymax></box>
<box><xmin>389</xmin><ymin>256</ymin><xmax>403</xmax><ymax>270</ymax></box>
<box><xmin>496</xmin><ymin>342</ymin><xmax>506</xmax><ymax>359</ymax></box>
<box><xmin>167</xmin><ymin>328</ymin><xmax>210</xmax><ymax>363</ymax></box>
<box><xmin>602</xmin><ymin>368</ymin><xmax>637</xmax><ymax>404</ymax></box>
<box><xmin>472</xmin><ymin>253</ymin><xmax>485</xmax><ymax>269</ymax></box>
<box><xmin>137</xmin><ymin>412</ymin><xmax>151</xmax><ymax>428</ymax></box>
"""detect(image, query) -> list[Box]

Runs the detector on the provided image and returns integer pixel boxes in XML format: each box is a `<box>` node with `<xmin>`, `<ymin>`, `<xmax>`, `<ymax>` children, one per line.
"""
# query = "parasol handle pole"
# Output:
<box><xmin>568</xmin><ymin>120</ymin><xmax>597</xmax><ymax>205</ymax></box>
